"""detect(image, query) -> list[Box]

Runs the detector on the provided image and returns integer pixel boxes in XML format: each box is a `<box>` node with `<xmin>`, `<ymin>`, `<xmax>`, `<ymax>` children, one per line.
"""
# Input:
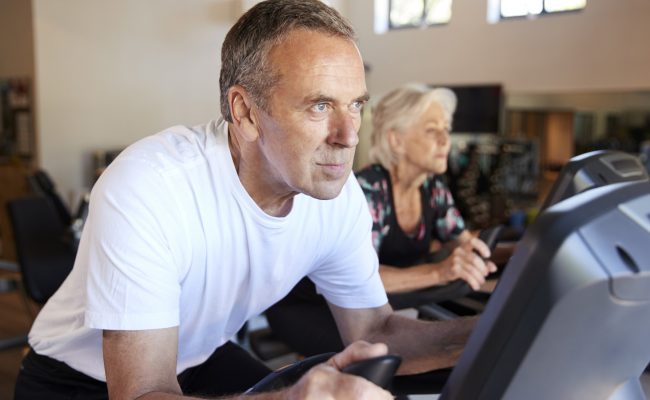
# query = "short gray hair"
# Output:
<box><xmin>368</xmin><ymin>84</ymin><xmax>457</xmax><ymax>169</ymax></box>
<box><xmin>219</xmin><ymin>0</ymin><xmax>356</xmax><ymax>122</ymax></box>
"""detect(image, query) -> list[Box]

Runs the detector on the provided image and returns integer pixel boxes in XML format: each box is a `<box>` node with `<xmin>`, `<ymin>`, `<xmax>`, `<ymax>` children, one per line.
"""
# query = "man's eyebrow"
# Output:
<box><xmin>304</xmin><ymin>92</ymin><xmax>370</xmax><ymax>104</ymax></box>
<box><xmin>305</xmin><ymin>94</ymin><xmax>336</xmax><ymax>104</ymax></box>
<box><xmin>356</xmin><ymin>92</ymin><xmax>370</xmax><ymax>103</ymax></box>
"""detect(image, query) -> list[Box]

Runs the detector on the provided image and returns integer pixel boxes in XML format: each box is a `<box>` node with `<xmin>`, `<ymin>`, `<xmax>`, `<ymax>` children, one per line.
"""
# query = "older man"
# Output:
<box><xmin>15</xmin><ymin>1</ymin><xmax>486</xmax><ymax>399</ymax></box>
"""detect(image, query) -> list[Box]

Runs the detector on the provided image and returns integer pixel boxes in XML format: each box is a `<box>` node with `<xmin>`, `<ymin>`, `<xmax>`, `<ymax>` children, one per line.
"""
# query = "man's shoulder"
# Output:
<box><xmin>117</xmin><ymin>120</ymin><xmax>226</xmax><ymax>171</ymax></box>
<box><xmin>92</xmin><ymin>119</ymin><xmax>229</xmax><ymax>203</ymax></box>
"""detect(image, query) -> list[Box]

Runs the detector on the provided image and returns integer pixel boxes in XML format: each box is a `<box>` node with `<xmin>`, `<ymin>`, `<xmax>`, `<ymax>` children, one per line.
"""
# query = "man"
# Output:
<box><xmin>15</xmin><ymin>1</ymin><xmax>490</xmax><ymax>399</ymax></box>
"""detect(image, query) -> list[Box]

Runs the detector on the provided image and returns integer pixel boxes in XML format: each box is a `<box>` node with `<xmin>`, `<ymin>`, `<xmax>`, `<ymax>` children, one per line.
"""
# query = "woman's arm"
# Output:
<box><xmin>379</xmin><ymin>232</ymin><xmax>496</xmax><ymax>293</ymax></box>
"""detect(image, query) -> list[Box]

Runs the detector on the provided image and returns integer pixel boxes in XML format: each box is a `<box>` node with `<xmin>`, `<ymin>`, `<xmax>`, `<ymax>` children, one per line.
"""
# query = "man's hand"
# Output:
<box><xmin>286</xmin><ymin>341</ymin><xmax>393</xmax><ymax>399</ymax></box>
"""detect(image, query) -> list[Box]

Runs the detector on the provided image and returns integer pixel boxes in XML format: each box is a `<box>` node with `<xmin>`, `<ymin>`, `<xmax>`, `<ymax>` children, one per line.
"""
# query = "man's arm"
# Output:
<box><xmin>103</xmin><ymin>328</ymin><xmax>392</xmax><ymax>399</ymax></box>
<box><xmin>328</xmin><ymin>303</ymin><xmax>476</xmax><ymax>375</ymax></box>
<box><xmin>103</xmin><ymin>328</ymin><xmax>185</xmax><ymax>399</ymax></box>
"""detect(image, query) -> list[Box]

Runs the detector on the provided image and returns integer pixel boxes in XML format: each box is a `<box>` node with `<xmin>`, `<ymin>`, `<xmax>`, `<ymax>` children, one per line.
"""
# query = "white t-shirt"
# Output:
<box><xmin>29</xmin><ymin>118</ymin><xmax>387</xmax><ymax>381</ymax></box>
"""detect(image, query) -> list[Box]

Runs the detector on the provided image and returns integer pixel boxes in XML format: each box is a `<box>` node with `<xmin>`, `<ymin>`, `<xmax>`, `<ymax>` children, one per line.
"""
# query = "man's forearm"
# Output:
<box><xmin>365</xmin><ymin>314</ymin><xmax>477</xmax><ymax>375</ymax></box>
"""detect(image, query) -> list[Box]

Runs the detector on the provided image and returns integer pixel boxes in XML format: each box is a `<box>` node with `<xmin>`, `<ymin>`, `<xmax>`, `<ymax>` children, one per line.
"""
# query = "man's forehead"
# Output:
<box><xmin>268</xmin><ymin>29</ymin><xmax>361</xmax><ymax>70</ymax></box>
<box><xmin>268</xmin><ymin>29</ymin><xmax>367</xmax><ymax>100</ymax></box>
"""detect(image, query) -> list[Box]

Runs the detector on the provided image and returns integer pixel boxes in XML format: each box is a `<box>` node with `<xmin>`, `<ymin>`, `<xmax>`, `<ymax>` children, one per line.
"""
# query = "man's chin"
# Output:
<box><xmin>304</xmin><ymin>177</ymin><xmax>349</xmax><ymax>200</ymax></box>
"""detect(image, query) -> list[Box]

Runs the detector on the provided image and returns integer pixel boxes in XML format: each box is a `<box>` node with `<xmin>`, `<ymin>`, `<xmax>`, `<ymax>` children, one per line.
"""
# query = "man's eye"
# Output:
<box><xmin>312</xmin><ymin>103</ymin><xmax>328</xmax><ymax>113</ymax></box>
<box><xmin>350</xmin><ymin>101</ymin><xmax>364</xmax><ymax>112</ymax></box>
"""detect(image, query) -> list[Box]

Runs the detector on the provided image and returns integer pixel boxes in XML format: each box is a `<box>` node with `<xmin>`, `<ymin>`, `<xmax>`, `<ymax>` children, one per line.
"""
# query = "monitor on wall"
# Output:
<box><xmin>440</xmin><ymin>84</ymin><xmax>502</xmax><ymax>134</ymax></box>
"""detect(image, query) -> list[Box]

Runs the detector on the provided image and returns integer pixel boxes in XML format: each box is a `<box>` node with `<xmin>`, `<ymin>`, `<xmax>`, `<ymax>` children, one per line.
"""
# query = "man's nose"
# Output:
<box><xmin>328</xmin><ymin>111</ymin><xmax>359</xmax><ymax>148</ymax></box>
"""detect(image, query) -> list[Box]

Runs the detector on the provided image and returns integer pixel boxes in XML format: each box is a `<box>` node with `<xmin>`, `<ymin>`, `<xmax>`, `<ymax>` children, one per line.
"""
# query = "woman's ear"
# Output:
<box><xmin>387</xmin><ymin>130</ymin><xmax>405</xmax><ymax>155</ymax></box>
<box><xmin>228</xmin><ymin>85</ymin><xmax>259</xmax><ymax>142</ymax></box>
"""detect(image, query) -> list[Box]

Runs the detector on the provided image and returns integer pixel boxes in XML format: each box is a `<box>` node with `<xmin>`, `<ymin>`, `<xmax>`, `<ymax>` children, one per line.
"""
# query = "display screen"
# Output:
<box><xmin>442</xmin><ymin>84</ymin><xmax>502</xmax><ymax>134</ymax></box>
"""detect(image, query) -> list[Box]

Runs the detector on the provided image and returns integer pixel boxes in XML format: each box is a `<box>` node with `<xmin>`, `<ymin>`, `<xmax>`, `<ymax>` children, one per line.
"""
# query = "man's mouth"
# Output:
<box><xmin>317</xmin><ymin>162</ymin><xmax>348</xmax><ymax>177</ymax></box>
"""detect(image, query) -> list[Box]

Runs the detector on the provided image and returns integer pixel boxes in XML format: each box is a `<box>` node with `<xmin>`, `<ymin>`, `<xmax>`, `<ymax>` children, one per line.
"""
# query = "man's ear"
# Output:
<box><xmin>228</xmin><ymin>85</ymin><xmax>259</xmax><ymax>142</ymax></box>
<box><xmin>387</xmin><ymin>130</ymin><xmax>405</xmax><ymax>155</ymax></box>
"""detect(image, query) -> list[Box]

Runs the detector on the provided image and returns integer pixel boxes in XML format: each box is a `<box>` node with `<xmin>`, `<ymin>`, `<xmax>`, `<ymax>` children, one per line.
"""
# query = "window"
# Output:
<box><xmin>388</xmin><ymin>0</ymin><xmax>452</xmax><ymax>30</ymax></box>
<box><xmin>500</xmin><ymin>0</ymin><xmax>586</xmax><ymax>18</ymax></box>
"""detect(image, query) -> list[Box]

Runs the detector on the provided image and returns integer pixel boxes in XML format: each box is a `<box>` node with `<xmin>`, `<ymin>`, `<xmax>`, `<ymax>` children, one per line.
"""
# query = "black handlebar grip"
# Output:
<box><xmin>246</xmin><ymin>353</ymin><xmax>401</xmax><ymax>393</ymax></box>
<box><xmin>342</xmin><ymin>354</ymin><xmax>402</xmax><ymax>389</ymax></box>
<box><xmin>478</xmin><ymin>225</ymin><xmax>504</xmax><ymax>255</ymax></box>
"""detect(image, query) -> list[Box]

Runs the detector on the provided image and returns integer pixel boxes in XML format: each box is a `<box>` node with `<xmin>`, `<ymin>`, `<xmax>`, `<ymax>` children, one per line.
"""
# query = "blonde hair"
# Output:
<box><xmin>368</xmin><ymin>84</ymin><xmax>457</xmax><ymax>169</ymax></box>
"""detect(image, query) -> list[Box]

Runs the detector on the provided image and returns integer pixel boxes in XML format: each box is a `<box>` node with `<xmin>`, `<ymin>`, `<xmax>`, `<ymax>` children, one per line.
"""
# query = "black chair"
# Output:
<box><xmin>8</xmin><ymin>196</ymin><xmax>76</xmax><ymax>304</ymax></box>
<box><xmin>28</xmin><ymin>170</ymin><xmax>72</xmax><ymax>227</ymax></box>
<box><xmin>0</xmin><ymin>196</ymin><xmax>76</xmax><ymax>350</ymax></box>
<box><xmin>28</xmin><ymin>169</ymin><xmax>89</xmax><ymax>249</ymax></box>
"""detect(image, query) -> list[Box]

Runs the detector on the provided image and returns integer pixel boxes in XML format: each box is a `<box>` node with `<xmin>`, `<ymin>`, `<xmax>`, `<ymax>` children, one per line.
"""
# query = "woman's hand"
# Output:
<box><xmin>434</xmin><ymin>237</ymin><xmax>497</xmax><ymax>290</ymax></box>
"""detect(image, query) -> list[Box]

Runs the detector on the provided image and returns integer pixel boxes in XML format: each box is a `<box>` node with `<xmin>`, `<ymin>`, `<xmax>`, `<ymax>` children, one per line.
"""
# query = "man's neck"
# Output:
<box><xmin>228</xmin><ymin>126</ymin><xmax>242</xmax><ymax>174</ymax></box>
<box><xmin>228</xmin><ymin>125</ymin><xmax>296</xmax><ymax>217</ymax></box>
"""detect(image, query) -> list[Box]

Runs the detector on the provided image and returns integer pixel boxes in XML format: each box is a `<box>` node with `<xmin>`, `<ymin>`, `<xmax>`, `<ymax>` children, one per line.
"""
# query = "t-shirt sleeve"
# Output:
<box><xmin>308</xmin><ymin>175</ymin><xmax>388</xmax><ymax>309</ymax></box>
<box><xmin>429</xmin><ymin>177</ymin><xmax>466</xmax><ymax>242</ymax></box>
<box><xmin>83</xmin><ymin>157</ymin><xmax>183</xmax><ymax>330</ymax></box>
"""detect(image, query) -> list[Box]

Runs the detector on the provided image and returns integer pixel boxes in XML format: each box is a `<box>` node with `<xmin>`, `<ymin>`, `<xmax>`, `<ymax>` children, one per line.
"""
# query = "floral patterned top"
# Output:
<box><xmin>356</xmin><ymin>164</ymin><xmax>465</xmax><ymax>267</ymax></box>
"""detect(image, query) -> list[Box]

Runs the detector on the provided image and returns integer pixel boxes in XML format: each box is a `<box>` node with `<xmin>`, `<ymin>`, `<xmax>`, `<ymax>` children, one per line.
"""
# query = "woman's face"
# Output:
<box><xmin>398</xmin><ymin>102</ymin><xmax>451</xmax><ymax>175</ymax></box>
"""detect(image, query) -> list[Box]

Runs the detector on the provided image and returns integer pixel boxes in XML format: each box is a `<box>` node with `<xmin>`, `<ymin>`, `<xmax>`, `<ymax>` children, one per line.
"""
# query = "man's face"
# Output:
<box><xmin>400</xmin><ymin>102</ymin><xmax>451</xmax><ymax>175</ymax></box>
<box><xmin>252</xmin><ymin>29</ymin><xmax>368</xmax><ymax>200</ymax></box>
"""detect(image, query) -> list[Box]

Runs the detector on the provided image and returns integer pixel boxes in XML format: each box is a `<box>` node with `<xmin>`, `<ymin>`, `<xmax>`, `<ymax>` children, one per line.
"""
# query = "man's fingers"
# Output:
<box><xmin>292</xmin><ymin>363</ymin><xmax>393</xmax><ymax>400</ymax></box>
<box><xmin>327</xmin><ymin>341</ymin><xmax>388</xmax><ymax>371</ymax></box>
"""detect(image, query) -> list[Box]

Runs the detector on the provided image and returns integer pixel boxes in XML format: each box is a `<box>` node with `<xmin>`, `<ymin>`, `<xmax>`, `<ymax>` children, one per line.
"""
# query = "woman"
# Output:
<box><xmin>358</xmin><ymin>84</ymin><xmax>496</xmax><ymax>294</ymax></box>
<box><xmin>264</xmin><ymin>84</ymin><xmax>496</xmax><ymax>357</ymax></box>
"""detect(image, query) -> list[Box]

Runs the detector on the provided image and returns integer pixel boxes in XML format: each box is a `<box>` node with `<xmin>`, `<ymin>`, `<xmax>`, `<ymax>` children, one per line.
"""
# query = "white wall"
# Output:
<box><xmin>347</xmin><ymin>0</ymin><xmax>650</xmax><ymax>167</ymax></box>
<box><xmin>348</xmin><ymin>0</ymin><xmax>650</xmax><ymax>97</ymax></box>
<box><xmin>32</xmin><ymin>0</ymin><xmax>240</xmax><ymax>198</ymax></box>
<box><xmin>32</xmin><ymin>0</ymin><xmax>650</xmax><ymax>196</ymax></box>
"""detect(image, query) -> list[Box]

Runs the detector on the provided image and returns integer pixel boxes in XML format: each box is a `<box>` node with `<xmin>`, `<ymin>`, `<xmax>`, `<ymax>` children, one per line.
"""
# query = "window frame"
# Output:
<box><xmin>499</xmin><ymin>0</ymin><xmax>586</xmax><ymax>20</ymax></box>
<box><xmin>387</xmin><ymin>0</ymin><xmax>452</xmax><ymax>31</ymax></box>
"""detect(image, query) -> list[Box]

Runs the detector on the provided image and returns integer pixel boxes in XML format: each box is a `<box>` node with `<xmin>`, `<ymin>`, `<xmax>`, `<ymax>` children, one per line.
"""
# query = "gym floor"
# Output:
<box><xmin>0</xmin><ymin>272</ymin><xmax>32</xmax><ymax>400</ymax></box>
